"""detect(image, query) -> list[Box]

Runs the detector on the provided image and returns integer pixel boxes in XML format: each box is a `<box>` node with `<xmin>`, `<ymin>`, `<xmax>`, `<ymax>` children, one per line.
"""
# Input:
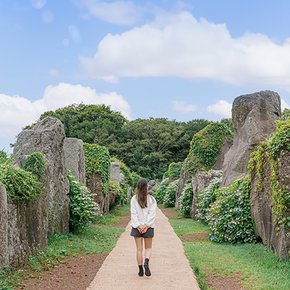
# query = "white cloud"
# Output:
<box><xmin>80</xmin><ymin>11</ymin><xmax>290</xmax><ymax>90</ymax></box>
<box><xmin>31</xmin><ymin>0</ymin><xmax>46</xmax><ymax>9</ymax></box>
<box><xmin>207</xmin><ymin>100</ymin><xmax>232</xmax><ymax>119</ymax></box>
<box><xmin>0</xmin><ymin>83</ymin><xmax>131</xmax><ymax>151</ymax></box>
<box><xmin>281</xmin><ymin>98</ymin><xmax>290</xmax><ymax>110</ymax></box>
<box><xmin>81</xmin><ymin>0</ymin><xmax>142</xmax><ymax>25</ymax></box>
<box><xmin>171</xmin><ymin>100</ymin><xmax>196</xmax><ymax>113</ymax></box>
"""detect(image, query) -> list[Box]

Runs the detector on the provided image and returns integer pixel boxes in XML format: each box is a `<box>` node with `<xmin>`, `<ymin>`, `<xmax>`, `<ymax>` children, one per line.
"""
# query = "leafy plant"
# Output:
<box><xmin>164</xmin><ymin>162</ymin><xmax>182</xmax><ymax>181</ymax></box>
<box><xmin>0</xmin><ymin>150</ymin><xmax>8</xmax><ymax>164</ymax></box>
<box><xmin>163</xmin><ymin>179</ymin><xmax>179</xmax><ymax>208</ymax></box>
<box><xmin>180</xmin><ymin>182</ymin><xmax>193</xmax><ymax>217</ymax></box>
<box><xmin>154</xmin><ymin>177</ymin><xmax>169</xmax><ymax>204</ymax></box>
<box><xmin>197</xmin><ymin>177</ymin><xmax>221</xmax><ymax>222</ymax></box>
<box><xmin>207</xmin><ymin>176</ymin><xmax>256</xmax><ymax>243</ymax></box>
<box><xmin>22</xmin><ymin>152</ymin><xmax>46</xmax><ymax>180</ymax></box>
<box><xmin>68</xmin><ymin>171</ymin><xmax>100</xmax><ymax>232</ymax></box>
<box><xmin>84</xmin><ymin>143</ymin><xmax>111</xmax><ymax>195</ymax></box>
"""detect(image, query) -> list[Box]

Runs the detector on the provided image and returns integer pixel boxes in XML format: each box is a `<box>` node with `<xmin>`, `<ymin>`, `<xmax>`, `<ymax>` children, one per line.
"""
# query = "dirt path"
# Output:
<box><xmin>87</xmin><ymin>207</ymin><xmax>200</xmax><ymax>290</ymax></box>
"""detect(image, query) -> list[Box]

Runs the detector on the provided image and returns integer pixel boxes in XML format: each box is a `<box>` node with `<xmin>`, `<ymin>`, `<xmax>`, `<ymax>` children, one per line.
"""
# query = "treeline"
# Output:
<box><xmin>40</xmin><ymin>104</ymin><xmax>230</xmax><ymax>180</ymax></box>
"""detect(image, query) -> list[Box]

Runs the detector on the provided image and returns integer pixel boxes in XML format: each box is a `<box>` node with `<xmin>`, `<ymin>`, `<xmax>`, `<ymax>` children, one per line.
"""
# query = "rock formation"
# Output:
<box><xmin>110</xmin><ymin>162</ymin><xmax>122</xmax><ymax>183</ymax></box>
<box><xmin>148</xmin><ymin>180</ymin><xmax>158</xmax><ymax>194</ymax></box>
<box><xmin>222</xmin><ymin>91</ymin><xmax>281</xmax><ymax>187</ymax></box>
<box><xmin>191</xmin><ymin>170</ymin><xmax>222</xmax><ymax>219</ymax></box>
<box><xmin>175</xmin><ymin>167</ymin><xmax>189</xmax><ymax>208</ymax></box>
<box><xmin>64</xmin><ymin>138</ymin><xmax>86</xmax><ymax>183</ymax></box>
<box><xmin>13</xmin><ymin>117</ymin><xmax>69</xmax><ymax>235</ymax></box>
<box><xmin>0</xmin><ymin>183</ymin><xmax>8</xmax><ymax>267</ymax></box>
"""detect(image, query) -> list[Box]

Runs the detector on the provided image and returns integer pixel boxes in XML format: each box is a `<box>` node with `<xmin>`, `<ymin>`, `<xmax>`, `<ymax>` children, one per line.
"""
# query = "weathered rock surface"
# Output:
<box><xmin>64</xmin><ymin>138</ymin><xmax>86</xmax><ymax>183</ymax></box>
<box><xmin>191</xmin><ymin>170</ymin><xmax>223</xmax><ymax>219</ymax></box>
<box><xmin>13</xmin><ymin>117</ymin><xmax>69</xmax><ymax>235</ymax></box>
<box><xmin>0</xmin><ymin>183</ymin><xmax>8</xmax><ymax>267</ymax></box>
<box><xmin>148</xmin><ymin>180</ymin><xmax>158</xmax><ymax>194</ymax></box>
<box><xmin>175</xmin><ymin>167</ymin><xmax>190</xmax><ymax>208</ymax></box>
<box><xmin>110</xmin><ymin>162</ymin><xmax>122</xmax><ymax>183</ymax></box>
<box><xmin>251</xmin><ymin>150</ymin><xmax>290</xmax><ymax>259</ymax></box>
<box><xmin>212</xmin><ymin>140</ymin><xmax>232</xmax><ymax>170</ymax></box>
<box><xmin>222</xmin><ymin>91</ymin><xmax>281</xmax><ymax>187</ymax></box>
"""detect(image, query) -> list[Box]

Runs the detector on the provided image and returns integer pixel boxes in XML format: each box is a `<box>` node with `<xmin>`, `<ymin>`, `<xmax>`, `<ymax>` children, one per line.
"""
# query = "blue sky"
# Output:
<box><xmin>1</xmin><ymin>0</ymin><xmax>290</xmax><ymax>151</ymax></box>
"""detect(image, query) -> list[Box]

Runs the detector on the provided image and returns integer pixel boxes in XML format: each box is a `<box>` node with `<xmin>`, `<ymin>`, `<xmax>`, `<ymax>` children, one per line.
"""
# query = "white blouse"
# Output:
<box><xmin>130</xmin><ymin>194</ymin><xmax>157</xmax><ymax>228</ymax></box>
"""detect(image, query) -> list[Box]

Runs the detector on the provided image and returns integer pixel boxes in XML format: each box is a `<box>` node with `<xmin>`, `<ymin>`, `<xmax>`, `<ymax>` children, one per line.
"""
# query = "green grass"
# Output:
<box><xmin>0</xmin><ymin>204</ymin><xmax>129</xmax><ymax>290</ymax></box>
<box><xmin>166</xmin><ymin>208</ymin><xmax>290</xmax><ymax>290</ymax></box>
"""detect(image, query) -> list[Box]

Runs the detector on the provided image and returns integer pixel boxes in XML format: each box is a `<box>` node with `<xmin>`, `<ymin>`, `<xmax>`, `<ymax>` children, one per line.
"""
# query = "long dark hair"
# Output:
<box><xmin>135</xmin><ymin>178</ymin><xmax>148</xmax><ymax>208</ymax></box>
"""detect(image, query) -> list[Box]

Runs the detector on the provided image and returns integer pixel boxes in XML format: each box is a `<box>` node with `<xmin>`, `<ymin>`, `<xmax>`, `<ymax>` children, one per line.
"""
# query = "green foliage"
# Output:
<box><xmin>164</xmin><ymin>162</ymin><xmax>182</xmax><ymax>181</ymax></box>
<box><xmin>163</xmin><ymin>179</ymin><xmax>179</xmax><ymax>208</ymax></box>
<box><xmin>68</xmin><ymin>171</ymin><xmax>99</xmax><ymax>232</ymax></box>
<box><xmin>281</xmin><ymin>108</ymin><xmax>290</xmax><ymax>121</ymax></box>
<box><xmin>22</xmin><ymin>152</ymin><xmax>46</xmax><ymax>180</ymax></box>
<box><xmin>84</xmin><ymin>143</ymin><xmax>111</xmax><ymax>195</ymax></box>
<box><xmin>207</xmin><ymin>176</ymin><xmax>256</xmax><ymax>243</ymax></box>
<box><xmin>180</xmin><ymin>182</ymin><xmax>193</xmax><ymax>217</ymax></box>
<box><xmin>0</xmin><ymin>150</ymin><xmax>8</xmax><ymax>164</ymax></box>
<box><xmin>0</xmin><ymin>161</ymin><xmax>42</xmax><ymax>201</ymax></box>
<box><xmin>184</xmin><ymin>122</ymin><xmax>233</xmax><ymax>174</ymax></box>
<box><xmin>249</xmin><ymin>120</ymin><xmax>290</xmax><ymax>230</ymax></box>
<box><xmin>154</xmin><ymin>177</ymin><xmax>169</xmax><ymax>204</ymax></box>
<box><xmin>40</xmin><ymin>104</ymin><xmax>127</xmax><ymax>145</ymax></box>
<box><xmin>197</xmin><ymin>177</ymin><xmax>221</xmax><ymax>222</ymax></box>
<box><xmin>131</xmin><ymin>171</ymin><xmax>142</xmax><ymax>189</ymax></box>
<box><xmin>109</xmin><ymin>180</ymin><xmax>126</xmax><ymax>206</ymax></box>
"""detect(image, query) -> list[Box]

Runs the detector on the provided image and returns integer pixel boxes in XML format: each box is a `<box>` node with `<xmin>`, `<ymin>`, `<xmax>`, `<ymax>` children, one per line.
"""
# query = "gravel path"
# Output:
<box><xmin>87</xmin><ymin>207</ymin><xmax>200</xmax><ymax>290</ymax></box>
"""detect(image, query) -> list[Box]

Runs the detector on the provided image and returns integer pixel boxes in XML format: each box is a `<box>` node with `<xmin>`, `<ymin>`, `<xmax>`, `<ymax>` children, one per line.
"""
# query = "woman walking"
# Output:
<box><xmin>130</xmin><ymin>178</ymin><xmax>157</xmax><ymax>277</ymax></box>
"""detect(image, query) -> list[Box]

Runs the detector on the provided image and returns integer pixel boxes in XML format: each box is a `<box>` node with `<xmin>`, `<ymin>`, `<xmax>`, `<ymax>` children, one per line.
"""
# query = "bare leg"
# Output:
<box><xmin>134</xmin><ymin>237</ymin><xmax>143</xmax><ymax>265</ymax></box>
<box><xmin>144</xmin><ymin>237</ymin><xmax>153</xmax><ymax>259</ymax></box>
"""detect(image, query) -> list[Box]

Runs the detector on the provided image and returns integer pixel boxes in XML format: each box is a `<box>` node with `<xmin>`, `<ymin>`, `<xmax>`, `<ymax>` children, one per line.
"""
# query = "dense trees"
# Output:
<box><xmin>41</xmin><ymin>104</ymin><xmax>211</xmax><ymax>179</ymax></box>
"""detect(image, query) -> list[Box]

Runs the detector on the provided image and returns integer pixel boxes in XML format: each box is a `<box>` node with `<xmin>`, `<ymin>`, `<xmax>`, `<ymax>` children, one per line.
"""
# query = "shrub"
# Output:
<box><xmin>207</xmin><ymin>176</ymin><xmax>256</xmax><ymax>244</ymax></box>
<box><xmin>163</xmin><ymin>162</ymin><xmax>182</xmax><ymax>181</ymax></box>
<box><xmin>109</xmin><ymin>180</ymin><xmax>126</xmax><ymax>206</ymax></box>
<box><xmin>163</xmin><ymin>179</ymin><xmax>179</xmax><ymax>208</ymax></box>
<box><xmin>68</xmin><ymin>171</ymin><xmax>99</xmax><ymax>232</ymax></box>
<box><xmin>184</xmin><ymin>122</ymin><xmax>233</xmax><ymax>174</ymax></box>
<box><xmin>0</xmin><ymin>161</ymin><xmax>43</xmax><ymax>201</ymax></box>
<box><xmin>180</xmin><ymin>182</ymin><xmax>193</xmax><ymax>217</ymax></box>
<box><xmin>22</xmin><ymin>152</ymin><xmax>46</xmax><ymax>180</ymax></box>
<box><xmin>154</xmin><ymin>177</ymin><xmax>169</xmax><ymax>204</ymax></box>
<box><xmin>0</xmin><ymin>150</ymin><xmax>8</xmax><ymax>164</ymax></box>
<box><xmin>197</xmin><ymin>177</ymin><xmax>221</xmax><ymax>222</ymax></box>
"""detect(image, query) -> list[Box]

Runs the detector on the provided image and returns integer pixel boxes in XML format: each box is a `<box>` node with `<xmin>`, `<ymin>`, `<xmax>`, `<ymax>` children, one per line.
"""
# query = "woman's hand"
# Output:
<box><xmin>137</xmin><ymin>225</ymin><xmax>148</xmax><ymax>233</ymax></box>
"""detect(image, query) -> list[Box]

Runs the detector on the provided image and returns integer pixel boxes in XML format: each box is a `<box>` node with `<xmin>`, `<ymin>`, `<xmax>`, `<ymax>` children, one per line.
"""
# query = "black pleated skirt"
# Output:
<box><xmin>130</xmin><ymin>227</ymin><xmax>154</xmax><ymax>238</ymax></box>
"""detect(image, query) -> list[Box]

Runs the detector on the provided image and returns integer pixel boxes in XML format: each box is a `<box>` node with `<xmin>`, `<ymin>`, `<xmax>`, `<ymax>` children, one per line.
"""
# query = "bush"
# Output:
<box><xmin>184</xmin><ymin>122</ymin><xmax>233</xmax><ymax>174</ymax></box>
<box><xmin>68</xmin><ymin>171</ymin><xmax>100</xmax><ymax>232</ymax></box>
<box><xmin>208</xmin><ymin>176</ymin><xmax>256</xmax><ymax>244</ymax></box>
<box><xmin>154</xmin><ymin>177</ymin><xmax>169</xmax><ymax>204</ymax></box>
<box><xmin>22</xmin><ymin>152</ymin><xmax>46</xmax><ymax>180</ymax></box>
<box><xmin>180</xmin><ymin>183</ymin><xmax>193</xmax><ymax>216</ymax></box>
<box><xmin>197</xmin><ymin>177</ymin><xmax>221</xmax><ymax>222</ymax></box>
<box><xmin>163</xmin><ymin>179</ymin><xmax>179</xmax><ymax>208</ymax></box>
<box><xmin>164</xmin><ymin>162</ymin><xmax>182</xmax><ymax>181</ymax></box>
<box><xmin>109</xmin><ymin>180</ymin><xmax>126</xmax><ymax>206</ymax></box>
<box><xmin>0</xmin><ymin>161</ymin><xmax>43</xmax><ymax>201</ymax></box>
<box><xmin>0</xmin><ymin>150</ymin><xmax>8</xmax><ymax>164</ymax></box>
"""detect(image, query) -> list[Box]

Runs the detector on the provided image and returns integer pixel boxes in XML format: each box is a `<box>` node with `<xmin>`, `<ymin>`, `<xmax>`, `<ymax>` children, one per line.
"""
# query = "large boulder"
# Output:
<box><xmin>148</xmin><ymin>180</ymin><xmax>158</xmax><ymax>194</ymax></box>
<box><xmin>13</xmin><ymin>117</ymin><xmax>69</xmax><ymax>235</ymax></box>
<box><xmin>64</xmin><ymin>138</ymin><xmax>86</xmax><ymax>183</ymax></box>
<box><xmin>191</xmin><ymin>170</ymin><xmax>223</xmax><ymax>219</ymax></box>
<box><xmin>175</xmin><ymin>167</ymin><xmax>190</xmax><ymax>208</ymax></box>
<box><xmin>250</xmin><ymin>149</ymin><xmax>290</xmax><ymax>259</ymax></box>
<box><xmin>0</xmin><ymin>183</ymin><xmax>8</xmax><ymax>268</ymax></box>
<box><xmin>222</xmin><ymin>91</ymin><xmax>281</xmax><ymax>187</ymax></box>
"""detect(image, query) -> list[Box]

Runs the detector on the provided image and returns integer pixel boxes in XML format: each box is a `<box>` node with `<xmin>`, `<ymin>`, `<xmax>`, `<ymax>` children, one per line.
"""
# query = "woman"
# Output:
<box><xmin>130</xmin><ymin>178</ymin><xmax>157</xmax><ymax>277</ymax></box>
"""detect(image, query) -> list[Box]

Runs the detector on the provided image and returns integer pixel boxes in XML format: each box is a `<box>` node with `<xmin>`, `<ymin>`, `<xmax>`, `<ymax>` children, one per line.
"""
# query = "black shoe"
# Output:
<box><xmin>138</xmin><ymin>265</ymin><xmax>144</xmax><ymax>277</ymax></box>
<box><xmin>144</xmin><ymin>258</ymin><xmax>151</xmax><ymax>276</ymax></box>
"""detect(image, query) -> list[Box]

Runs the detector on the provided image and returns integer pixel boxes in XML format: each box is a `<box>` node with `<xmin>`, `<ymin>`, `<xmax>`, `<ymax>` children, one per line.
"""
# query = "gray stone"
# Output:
<box><xmin>64</xmin><ymin>138</ymin><xmax>86</xmax><ymax>183</ymax></box>
<box><xmin>0</xmin><ymin>183</ymin><xmax>8</xmax><ymax>268</ymax></box>
<box><xmin>250</xmin><ymin>150</ymin><xmax>290</xmax><ymax>259</ymax></box>
<box><xmin>222</xmin><ymin>91</ymin><xmax>281</xmax><ymax>187</ymax></box>
<box><xmin>110</xmin><ymin>162</ymin><xmax>122</xmax><ymax>183</ymax></box>
<box><xmin>175</xmin><ymin>167</ymin><xmax>190</xmax><ymax>208</ymax></box>
<box><xmin>13</xmin><ymin>117</ymin><xmax>69</xmax><ymax>235</ymax></box>
<box><xmin>191</xmin><ymin>170</ymin><xmax>222</xmax><ymax>219</ymax></box>
<box><xmin>148</xmin><ymin>180</ymin><xmax>158</xmax><ymax>194</ymax></box>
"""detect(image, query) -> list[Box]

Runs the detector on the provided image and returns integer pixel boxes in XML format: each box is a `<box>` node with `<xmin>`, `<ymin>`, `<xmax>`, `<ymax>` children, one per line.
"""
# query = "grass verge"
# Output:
<box><xmin>166</xmin><ymin>207</ymin><xmax>290</xmax><ymax>290</ymax></box>
<box><xmin>0</xmin><ymin>205</ymin><xmax>129</xmax><ymax>290</ymax></box>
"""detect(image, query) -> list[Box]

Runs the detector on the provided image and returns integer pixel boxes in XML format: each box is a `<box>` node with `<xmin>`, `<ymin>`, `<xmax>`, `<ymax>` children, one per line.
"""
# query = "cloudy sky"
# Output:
<box><xmin>1</xmin><ymin>0</ymin><xmax>290</xmax><ymax>151</ymax></box>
